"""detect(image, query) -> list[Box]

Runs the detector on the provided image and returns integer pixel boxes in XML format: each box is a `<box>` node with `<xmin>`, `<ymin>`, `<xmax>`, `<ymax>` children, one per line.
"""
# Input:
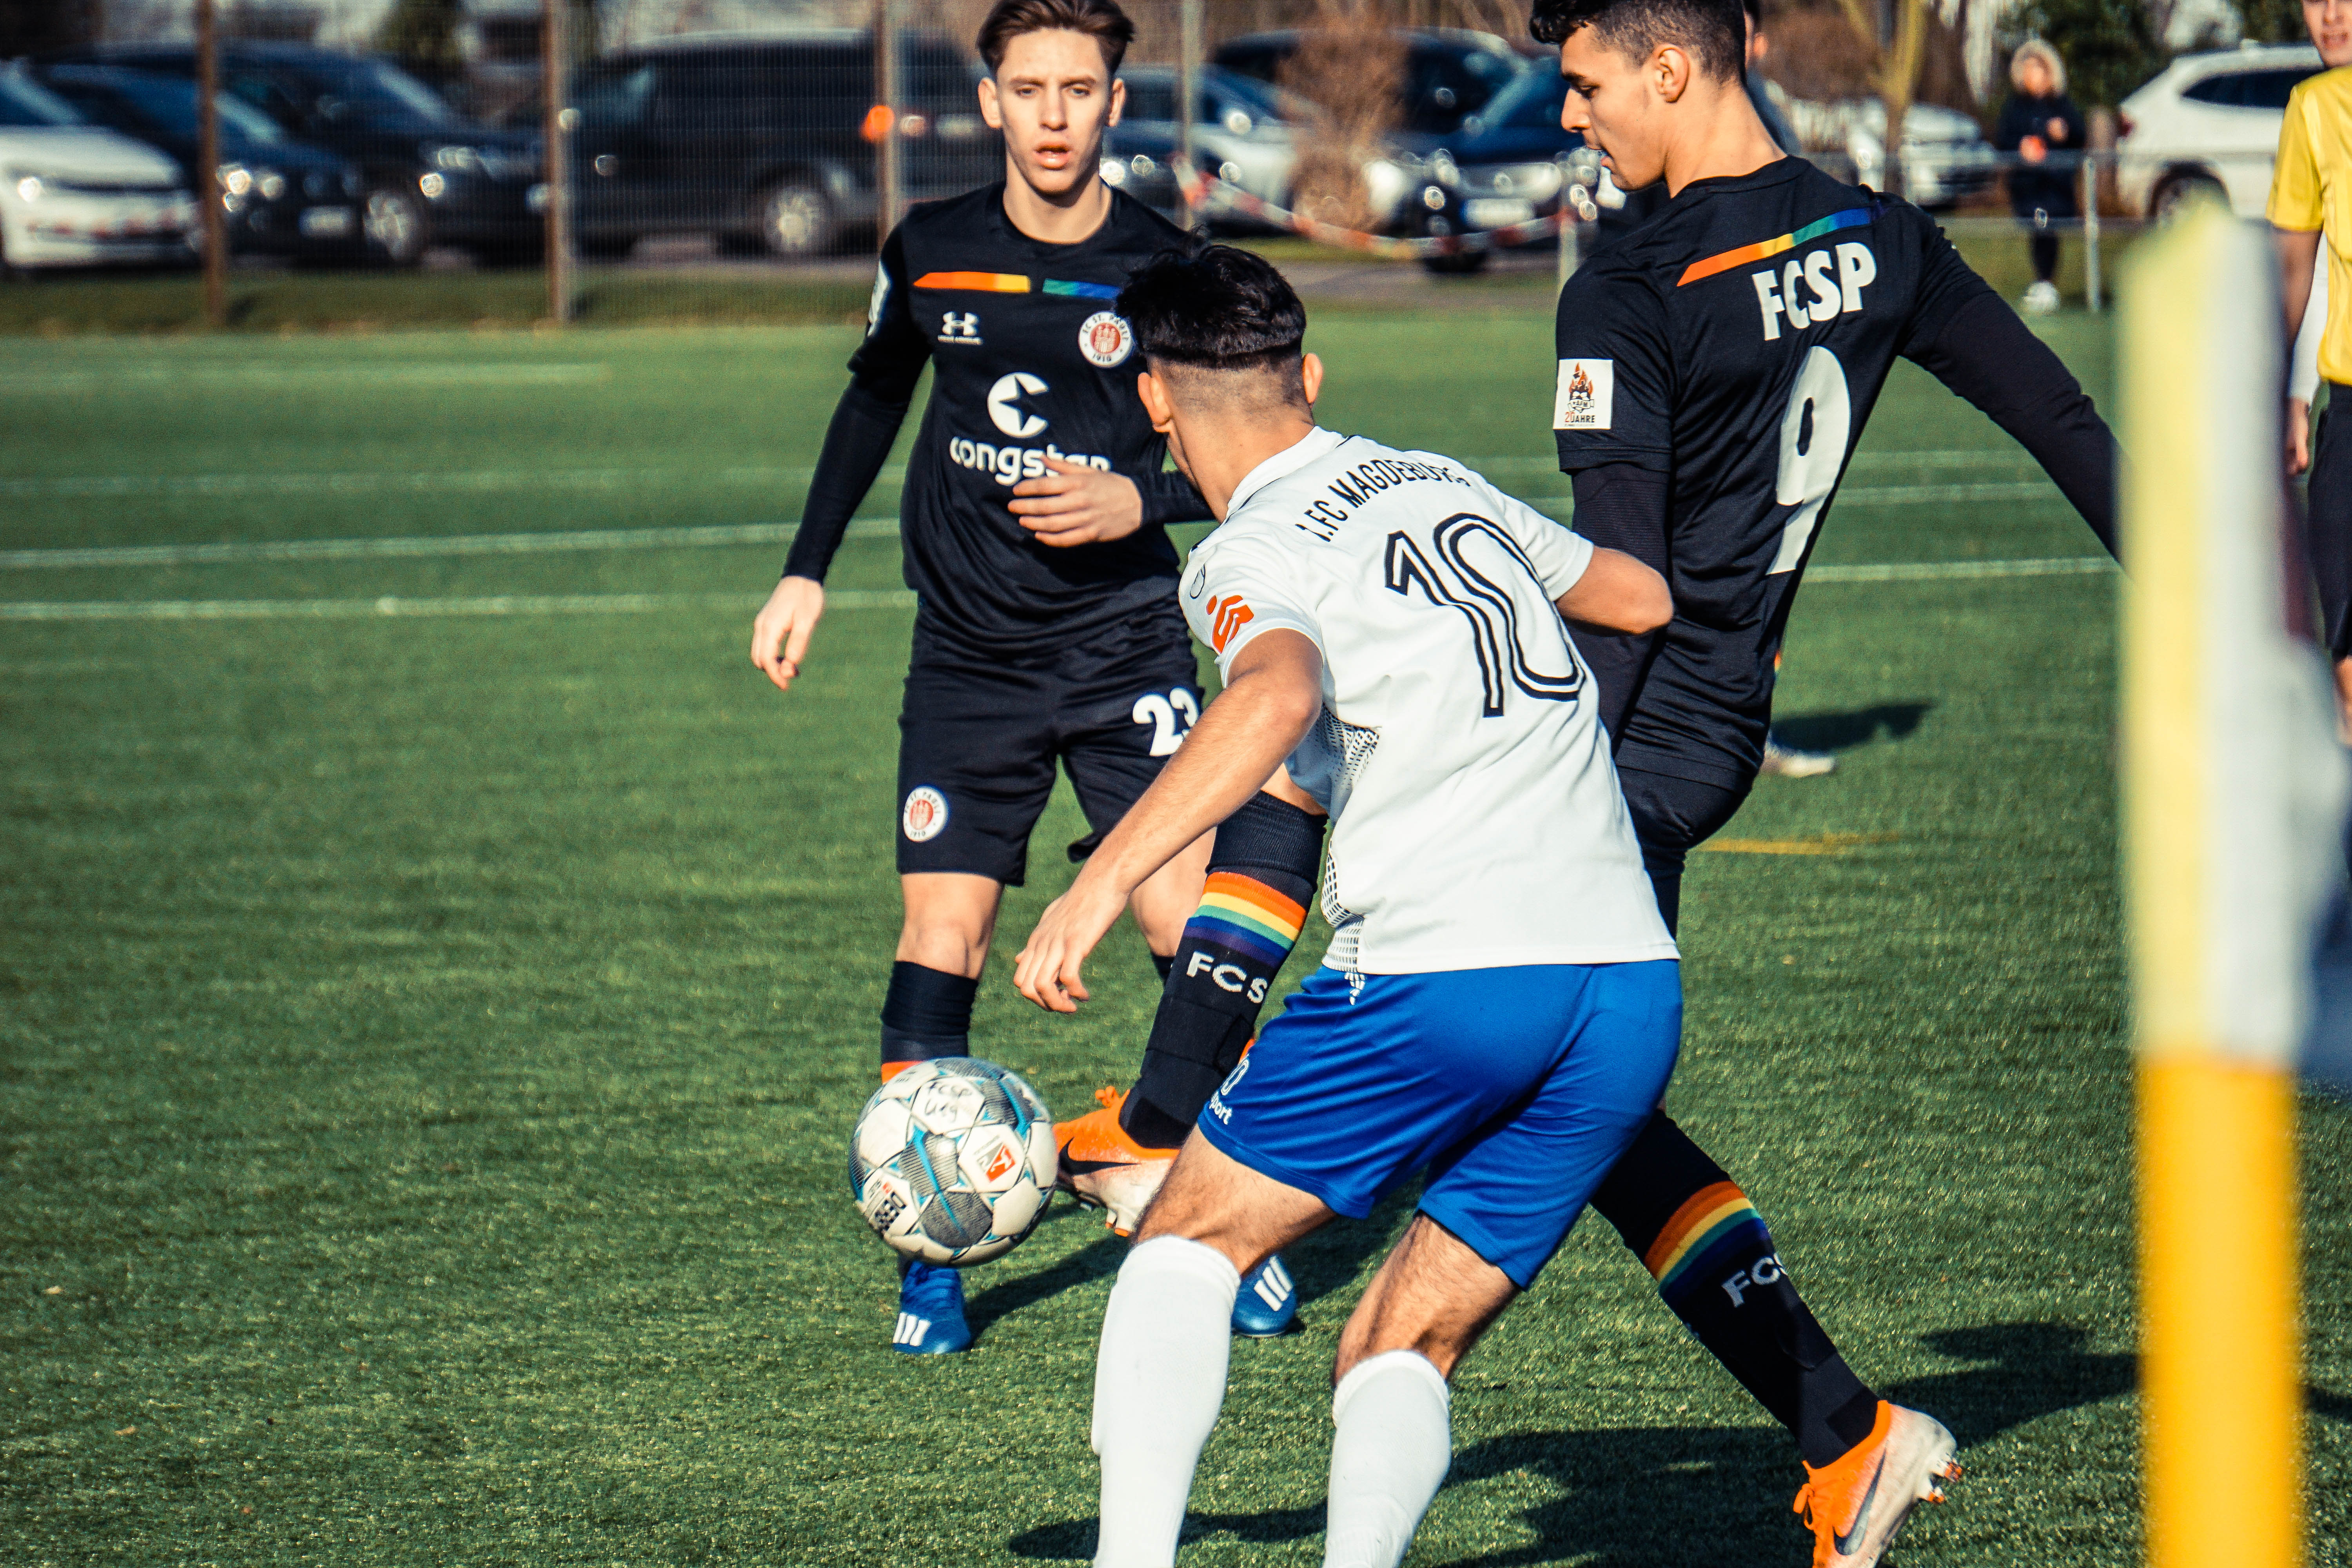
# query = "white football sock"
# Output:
<box><xmin>1323</xmin><ymin>1350</ymin><xmax>1452</xmax><ymax>1568</ymax></box>
<box><xmin>1091</xmin><ymin>1236</ymin><xmax>1241</xmax><ymax>1568</ymax></box>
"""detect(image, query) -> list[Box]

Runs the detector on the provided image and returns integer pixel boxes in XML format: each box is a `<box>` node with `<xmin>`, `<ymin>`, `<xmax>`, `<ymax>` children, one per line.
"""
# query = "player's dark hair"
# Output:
<box><xmin>1530</xmin><ymin>0</ymin><xmax>1745</xmax><ymax>81</ymax></box>
<box><xmin>1116</xmin><ymin>245</ymin><xmax>1307</xmax><ymax>378</ymax></box>
<box><xmin>976</xmin><ymin>0</ymin><xmax>1137</xmax><ymax>75</ymax></box>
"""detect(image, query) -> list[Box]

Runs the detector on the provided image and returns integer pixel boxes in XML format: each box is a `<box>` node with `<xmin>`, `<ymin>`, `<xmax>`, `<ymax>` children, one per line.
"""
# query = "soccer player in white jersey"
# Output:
<box><xmin>1013</xmin><ymin>245</ymin><xmax>1684</xmax><ymax>1568</ymax></box>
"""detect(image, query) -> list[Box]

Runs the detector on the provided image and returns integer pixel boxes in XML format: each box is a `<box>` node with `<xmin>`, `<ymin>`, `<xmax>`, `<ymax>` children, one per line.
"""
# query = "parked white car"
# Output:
<box><xmin>2116</xmin><ymin>42</ymin><xmax>2325</xmax><ymax>219</ymax></box>
<box><xmin>0</xmin><ymin>69</ymin><xmax>196</xmax><ymax>272</ymax></box>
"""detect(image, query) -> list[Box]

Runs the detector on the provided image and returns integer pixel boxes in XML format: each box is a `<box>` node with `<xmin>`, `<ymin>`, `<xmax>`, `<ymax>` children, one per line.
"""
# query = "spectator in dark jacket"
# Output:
<box><xmin>1994</xmin><ymin>39</ymin><xmax>2088</xmax><ymax>315</ymax></box>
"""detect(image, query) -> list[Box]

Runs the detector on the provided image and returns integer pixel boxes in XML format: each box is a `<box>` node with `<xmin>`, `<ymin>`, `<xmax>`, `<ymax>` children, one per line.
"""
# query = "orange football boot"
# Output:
<box><xmin>1791</xmin><ymin>1401</ymin><xmax>1960</xmax><ymax>1568</ymax></box>
<box><xmin>1054</xmin><ymin>1085</ymin><xmax>1173</xmax><ymax>1237</ymax></box>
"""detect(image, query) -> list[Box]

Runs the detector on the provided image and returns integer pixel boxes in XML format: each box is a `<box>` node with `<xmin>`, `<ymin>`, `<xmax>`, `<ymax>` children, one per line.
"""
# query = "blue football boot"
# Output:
<box><xmin>1231</xmin><ymin>1252</ymin><xmax>1298</xmax><ymax>1336</ymax></box>
<box><xmin>892</xmin><ymin>1258</ymin><xmax>972</xmax><ymax>1355</ymax></box>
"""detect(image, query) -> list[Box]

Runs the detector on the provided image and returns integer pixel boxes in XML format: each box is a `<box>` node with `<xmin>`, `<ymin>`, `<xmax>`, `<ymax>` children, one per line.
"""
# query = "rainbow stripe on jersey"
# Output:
<box><xmin>1676</xmin><ymin>209</ymin><xmax>1872</xmax><ymax>287</ymax></box>
<box><xmin>1183</xmin><ymin>872</ymin><xmax>1307</xmax><ymax>967</ymax></box>
<box><xmin>913</xmin><ymin>271</ymin><xmax>1122</xmax><ymax>300</ymax></box>
<box><xmin>1644</xmin><ymin>1180</ymin><xmax>1771</xmax><ymax>1305</ymax></box>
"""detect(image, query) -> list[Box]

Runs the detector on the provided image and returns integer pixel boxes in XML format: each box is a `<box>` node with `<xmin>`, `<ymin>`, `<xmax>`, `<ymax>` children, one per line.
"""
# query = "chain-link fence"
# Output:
<box><xmin>0</xmin><ymin>0</ymin><xmax>2216</xmax><ymax>330</ymax></box>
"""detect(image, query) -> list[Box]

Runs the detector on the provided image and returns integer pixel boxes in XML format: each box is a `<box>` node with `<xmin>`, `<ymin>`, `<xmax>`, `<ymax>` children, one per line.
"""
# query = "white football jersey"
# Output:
<box><xmin>1181</xmin><ymin>427</ymin><xmax>1675</xmax><ymax>975</ymax></box>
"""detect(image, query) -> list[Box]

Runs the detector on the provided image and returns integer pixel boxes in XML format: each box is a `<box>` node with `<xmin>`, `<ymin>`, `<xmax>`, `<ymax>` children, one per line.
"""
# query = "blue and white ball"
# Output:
<box><xmin>849</xmin><ymin>1058</ymin><xmax>1057</xmax><ymax>1266</ymax></box>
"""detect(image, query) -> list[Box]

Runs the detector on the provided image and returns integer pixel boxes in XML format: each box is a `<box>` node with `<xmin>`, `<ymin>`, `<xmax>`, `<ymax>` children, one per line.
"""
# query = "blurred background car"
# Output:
<box><xmin>31</xmin><ymin>64</ymin><xmax>364</xmax><ymax>264</ymax></box>
<box><xmin>1100</xmin><ymin>64</ymin><xmax>1305</xmax><ymax>227</ymax></box>
<box><xmin>43</xmin><ymin>42</ymin><xmax>541</xmax><ymax>265</ymax></box>
<box><xmin>1405</xmin><ymin>64</ymin><xmax>1579</xmax><ymax>270</ymax></box>
<box><xmin>551</xmin><ymin>30</ymin><xmax>997</xmax><ymax>261</ymax></box>
<box><xmin>1774</xmin><ymin>94</ymin><xmax>1998</xmax><ymax>208</ymax></box>
<box><xmin>2116</xmin><ymin>42</ymin><xmax>2323</xmax><ymax>220</ymax></box>
<box><xmin>0</xmin><ymin>68</ymin><xmax>194</xmax><ymax>274</ymax></box>
<box><xmin>1213</xmin><ymin>27</ymin><xmax>1529</xmax><ymax>229</ymax></box>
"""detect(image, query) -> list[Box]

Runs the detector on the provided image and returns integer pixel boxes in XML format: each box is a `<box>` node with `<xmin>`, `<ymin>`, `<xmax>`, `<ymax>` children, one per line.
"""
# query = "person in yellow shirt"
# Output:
<box><xmin>2272</xmin><ymin>0</ymin><xmax>2352</xmax><ymax>726</ymax></box>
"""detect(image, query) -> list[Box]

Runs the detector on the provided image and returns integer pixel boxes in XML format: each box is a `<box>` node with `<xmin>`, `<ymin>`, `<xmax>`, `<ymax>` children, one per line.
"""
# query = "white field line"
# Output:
<box><xmin>0</xmin><ymin>518</ymin><xmax>897</xmax><ymax>570</ymax></box>
<box><xmin>0</xmin><ymin>559</ymin><xmax>2111</xmax><ymax>621</ymax></box>
<box><xmin>0</xmin><ymin>363</ymin><xmax>611</xmax><ymax>393</ymax></box>
<box><xmin>0</xmin><ymin>590</ymin><xmax>915</xmax><ymax>622</ymax></box>
<box><xmin>0</xmin><ymin>465</ymin><xmax>903</xmax><ymax>500</ymax></box>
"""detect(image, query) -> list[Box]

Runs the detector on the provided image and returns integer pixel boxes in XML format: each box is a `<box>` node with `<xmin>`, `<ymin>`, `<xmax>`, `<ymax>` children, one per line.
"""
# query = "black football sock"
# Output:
<box><xmin>1590</xmin><ymin>1113</ymin><xmax>1881</xmax><ymax>1467</ymax></box>
<box><xmin>878</xmin><ymin>960</ymin><xmax>977</xmax><ymax>1081</ymax></box>
<box><xmin>1151</xmin><ymin>951</ymin><xmax>1176</xmax><ymax>983</ymax></box>
<box><xmin>1123</xmin><ymin>792</ymin><xmax>1326</xmax><ymax>1149</ymax></box>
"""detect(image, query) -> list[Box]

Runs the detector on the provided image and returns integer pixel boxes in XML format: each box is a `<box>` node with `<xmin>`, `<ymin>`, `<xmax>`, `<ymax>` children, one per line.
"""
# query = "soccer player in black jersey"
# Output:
<box><xmin>1529</xmin><ymin>0</ymin><xmax>2118</xmax><ymax>1560</ymax></box>
<box><xmin>749</xmin><ymin>0</ymin><xmax>1228</xmax><ymax>1356</ymax></box>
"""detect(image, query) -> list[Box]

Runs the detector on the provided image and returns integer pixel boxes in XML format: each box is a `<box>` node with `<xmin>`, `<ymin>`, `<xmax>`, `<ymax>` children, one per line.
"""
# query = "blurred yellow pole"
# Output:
<box><xmin>2122</xmin><ymin>202</ymin><xmax>2304</xmax><ymax>1568</ymax></box>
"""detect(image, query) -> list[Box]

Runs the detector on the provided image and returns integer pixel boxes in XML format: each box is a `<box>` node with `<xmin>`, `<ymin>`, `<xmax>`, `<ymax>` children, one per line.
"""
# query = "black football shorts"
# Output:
<box><xmin>895</xmin><ymin>604</ymin><xmax>1205</xmax><ymax>885</ymax></box>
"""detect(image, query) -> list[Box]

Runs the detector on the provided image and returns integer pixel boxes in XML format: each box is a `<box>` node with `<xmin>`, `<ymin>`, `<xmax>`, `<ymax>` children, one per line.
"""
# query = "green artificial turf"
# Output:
<box><xmin>3</xmin><ymin>312</ymin><xmax>2347</xmax><ymax>1567</ymax></box>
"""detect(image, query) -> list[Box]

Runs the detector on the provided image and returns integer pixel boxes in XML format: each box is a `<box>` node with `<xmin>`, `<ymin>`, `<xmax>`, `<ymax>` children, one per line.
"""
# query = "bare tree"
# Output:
<box><xmin>1280</xmin><ymin>0</ymin><xmax>1406</xmax><ymax>231</ymax></box>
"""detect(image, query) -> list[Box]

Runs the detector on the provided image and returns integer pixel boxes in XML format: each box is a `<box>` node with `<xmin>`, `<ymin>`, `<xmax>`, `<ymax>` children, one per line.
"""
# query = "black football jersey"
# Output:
<box><xmin>1554</xmin><ymin>158</ymin><xmax>1995</xmax><ymax>786</ymax></box>
<box><xmin>844</xmin><ymin>185</ymin><xmax>1207</xmax><ymax>654</ymax></box>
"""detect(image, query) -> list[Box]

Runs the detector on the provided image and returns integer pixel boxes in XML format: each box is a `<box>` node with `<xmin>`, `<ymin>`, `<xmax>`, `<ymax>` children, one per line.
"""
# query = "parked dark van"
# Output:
<box><xmin>559</xmin><ymin>31</ymin><xmax>1001</xmax><ymax>258</ymax></box>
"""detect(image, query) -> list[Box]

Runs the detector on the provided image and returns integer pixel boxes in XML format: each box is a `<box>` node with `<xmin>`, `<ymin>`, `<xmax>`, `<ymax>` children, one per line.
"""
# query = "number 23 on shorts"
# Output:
<box><xmin>1132</xmin><ymin>688</ymin><xmax>1201</xmax><ymax>756</ymax></box>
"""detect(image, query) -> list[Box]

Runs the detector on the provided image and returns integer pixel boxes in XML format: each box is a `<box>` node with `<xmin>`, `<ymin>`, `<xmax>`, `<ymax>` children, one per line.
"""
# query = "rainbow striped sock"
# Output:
<box><xmin>1184</xmin><ymin>871</ymin><xmax>1307</xmax><ymax>975</ymax></box>
<box><xmin>1643</xmin><ymin>1180</ymin><xmax>1773</xmax><ymax>1310</ymax></box>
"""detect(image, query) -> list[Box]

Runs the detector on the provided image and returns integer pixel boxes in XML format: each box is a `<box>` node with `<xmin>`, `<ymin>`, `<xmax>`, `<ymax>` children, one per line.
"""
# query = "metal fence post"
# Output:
<box><xmin>542</xmin><ymin>0</ymin><xmax>573</xmax><ymax>325</ymax></box>
<box><xmin>195</xmin><ymin>0</ymin><xmax>226</xmax><ymax>329</ymax></box>
<box><xmin>1178</xmin><ymin>0</ymin><xmax>1203</xmax><ymax>230</ymax></box>
<box><xmin>878</xmin><ymin>0</ymin><xmax>904</xmax><ymax>247</ymax></box>
<box><xmin>2083</xmin><ymin>152</ymin><xmax>2102</xmax><ymax>315</ymax></box>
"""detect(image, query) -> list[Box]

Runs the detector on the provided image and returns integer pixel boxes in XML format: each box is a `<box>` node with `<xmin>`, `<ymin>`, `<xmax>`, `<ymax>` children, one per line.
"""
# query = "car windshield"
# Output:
<box><xmin>1475</xmin><ymin>66</ymin><xmax>1566</xmax><ymax>130</ymax></box>
<box><xmin>0</xmin><ymin>73</ymin><xmax>83</xmax><ymax>128</ymax></box>
<box><xmin>307</xmin><ymin>57</ymin><xmax>458</xmax><ymax>129</ymax></box>
<box><xmin>1210</xmin><ymin>69</ymin><xmax>1310</xmax><ymax>124</ymax></box>
<box><xmin>62</xmin><ymin>69</ymin><xmax>286</xmax><ymax>142</ymax></box>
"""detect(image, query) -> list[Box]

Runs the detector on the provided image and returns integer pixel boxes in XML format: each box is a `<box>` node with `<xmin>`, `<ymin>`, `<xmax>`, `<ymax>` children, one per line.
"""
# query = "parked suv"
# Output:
<box><xmin>1100</xmin><ymin>64</ymin><xmax>1306</xmax><ymax>225</ymax></box>
<box><xmin>559</xmin><ymin>31</ymin><xmax>999</xmax><ymax>259</ymax></box>
<box><xmin>2116</xmin><ymin>42</ymin><xmax>2324</xmax><ymax>220</ymax></box>
<box><xmin>1212</xmin><ymin>28</ymin><xmax>1528</xmax><ymax>229</ymax></box>
<box><xmin>32</xmin><ymin>64</ymin><xmax>365</xmax><ymax>262</ymax></box>
<box><xmin>44</xmin><ymin>42</ymin><xmax>542</xmax><ymax>264</ymax></box>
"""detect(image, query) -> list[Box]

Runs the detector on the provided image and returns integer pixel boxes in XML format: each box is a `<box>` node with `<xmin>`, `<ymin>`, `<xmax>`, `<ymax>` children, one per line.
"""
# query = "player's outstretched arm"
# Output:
<box><xmin>1556</xmin><ymin>545</ymin><xmax>1671</xmax><ymax>633</ymax></box>
<box><xmin>750</xmin><ymin>575</ymin><xmax>826</xmax><ymax>693</ymax></box>
<box><xmin>1015</xmin><ymin>629</ymin><xmax>1323</xmax><ymax>1013</ymax></box>
<box><xmin>1906</xmin><ymin>291</ymin><xmax>2119</xmax><ymax>559</ymax></box>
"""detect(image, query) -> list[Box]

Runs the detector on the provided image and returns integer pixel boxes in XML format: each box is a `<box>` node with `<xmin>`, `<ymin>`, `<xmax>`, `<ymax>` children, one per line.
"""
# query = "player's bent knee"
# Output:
<box><xmin>1134</xmin><ymin>1129</ymin><xmax>1331</xmax><ymax>1270</ymax></box>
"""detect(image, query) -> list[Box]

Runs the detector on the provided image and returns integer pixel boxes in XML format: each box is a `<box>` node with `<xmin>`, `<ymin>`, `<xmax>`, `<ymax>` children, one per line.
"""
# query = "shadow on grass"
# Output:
<box><xmin>1771</xmin><ymin>702</ymin><xmax>1934</xmax><ymax>753</ymax></box>
<box><xmin>1008</xmin><ymin>1319</ymin><xmax>2141</xmax><ymax>1565</ymax></box>
<box><xmin>967</xmin><ymin>1184</ymin><xmax>1419</xmax><ymax>1346</ymax></box>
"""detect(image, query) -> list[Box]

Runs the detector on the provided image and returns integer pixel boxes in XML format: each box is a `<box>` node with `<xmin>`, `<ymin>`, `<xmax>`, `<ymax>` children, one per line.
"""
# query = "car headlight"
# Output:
<box><xmin>428</xmin><ymin>144</ymin><xmax>485</xmax><ymax>174</ymax></box>
<box><xmin>1421</xmin><ymin>183</ymin><xmax>1448</xmax><ymax>210</ymax></box>
<box><xmin>256</xmin><ymin>167</ymin><xmax>285</xmax><ymax>201</ymax></box>
<box><xmin>1099</xmin><ymin>156</ymin><xmax>1126</xmax><ymax>187</ymax></box>
<box><xmin>419</xmin><ymin>172</ymin><xmax>447</xmax><ymax>199</ymax></box>
<box><xmin>1490</xmin><ymin>162</ymin><xmax>1563</xmax><ymax>201</ymax></box>
<box><xmin>220</xmin><ymin>163</ymin><xmax>252</xmax><ymax>196</ymax></box>
<box><xmin>14</xmin><ymin>175</ymin><xmax>42</xmax><ymax>202</ymax></box>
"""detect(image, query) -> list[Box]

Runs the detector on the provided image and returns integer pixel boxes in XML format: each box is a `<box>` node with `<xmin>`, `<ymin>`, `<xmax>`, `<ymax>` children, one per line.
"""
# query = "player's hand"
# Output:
<box><xmin>750</xmin><ymin>575</ymin><xmax>825</xmax><ymax>693</ymax></box>
<box><xmin>1009</xmin><ymin>457</ymin><xmax>1145</xmax><ymax>547</ymax></box>
<box><xmin>1014</xmin><ymin>878</ymin><xmax>1128</xmax><ymax>1013</ymax></box>
<box><xmin>2289</xmin><ymin>397</ymin><xmax>2313</xmax><ymax>477</ymax></box>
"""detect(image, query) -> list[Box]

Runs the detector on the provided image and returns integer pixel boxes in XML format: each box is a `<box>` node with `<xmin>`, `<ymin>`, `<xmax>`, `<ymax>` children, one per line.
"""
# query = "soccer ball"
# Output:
<box><xmin>849</xmin><ymin>1057</ymin><xmax>1058</xmax><ymax>1267</ymax></box>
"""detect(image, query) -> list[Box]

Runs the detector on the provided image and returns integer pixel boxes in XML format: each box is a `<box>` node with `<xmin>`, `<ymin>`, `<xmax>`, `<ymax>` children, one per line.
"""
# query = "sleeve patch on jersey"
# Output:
<box><xmin>1205</xmin><ymin>593</ymin><xmax>1256</xmax><ymax>653</ymax></box>
<box><xmin>1554</xmin><ymin>359</ymin><xmax>1614</xmax><ymax>431</ymax></box>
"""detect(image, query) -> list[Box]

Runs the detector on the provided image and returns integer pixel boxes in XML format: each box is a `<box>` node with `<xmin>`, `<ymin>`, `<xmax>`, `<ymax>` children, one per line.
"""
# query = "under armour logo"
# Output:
<box><xmin>940</xmin><ymin>311</ymin><xmax>980</xmax><ymax>340</ymax></box>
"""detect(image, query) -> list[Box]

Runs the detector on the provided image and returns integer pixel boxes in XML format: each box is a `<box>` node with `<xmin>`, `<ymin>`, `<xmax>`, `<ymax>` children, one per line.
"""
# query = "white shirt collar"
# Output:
<box><xmin>1225</xmin><ymin>426</ymin><xmax>1350</xmax><ymax>517</ymax></box>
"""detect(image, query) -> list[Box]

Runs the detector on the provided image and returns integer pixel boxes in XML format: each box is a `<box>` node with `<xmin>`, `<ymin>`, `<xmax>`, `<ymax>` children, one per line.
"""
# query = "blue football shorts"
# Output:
<box><xmin>1194</xmin><ymin>960</ymin><xmax>1682</xmax><ymax>1288</ymax></box>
